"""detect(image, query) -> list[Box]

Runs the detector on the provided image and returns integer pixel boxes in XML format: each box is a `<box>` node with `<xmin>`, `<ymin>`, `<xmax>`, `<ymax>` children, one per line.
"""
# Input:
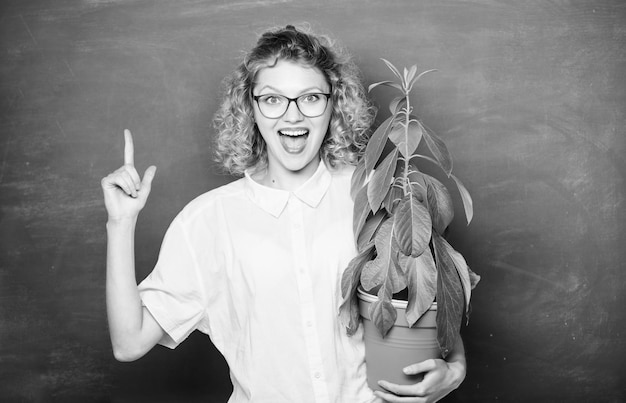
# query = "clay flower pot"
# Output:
<box><xmin>357</xmin><ymin>288</ymin><xmax>439</xmax><ymax>391</ymax></box>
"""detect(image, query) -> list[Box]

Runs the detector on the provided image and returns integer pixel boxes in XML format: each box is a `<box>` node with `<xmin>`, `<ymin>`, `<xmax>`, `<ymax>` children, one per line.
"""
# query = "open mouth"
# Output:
<box><xmin>278</xmin><ymin>129</ymin><xmax>309</xmax><ymax>153</ymax></box>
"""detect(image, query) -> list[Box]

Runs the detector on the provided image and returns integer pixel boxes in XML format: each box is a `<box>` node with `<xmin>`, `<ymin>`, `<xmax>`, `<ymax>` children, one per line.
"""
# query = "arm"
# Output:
<box><xmin>102</xmin><ymin>129</ymin><xmax>164</xmax><ymax>362</ymax></box>
<box><xmin>374</xmin><ymin>335</ymin><xmax>466</xmax><ymax>403</ymax></box>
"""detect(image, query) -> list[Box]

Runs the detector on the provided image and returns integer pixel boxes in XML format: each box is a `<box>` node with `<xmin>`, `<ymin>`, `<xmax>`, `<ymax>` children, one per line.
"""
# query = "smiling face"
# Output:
<box><xmin>252</xmin><ymin>60</ymin><xmax>332</xmax><ymax>188</ymax></box>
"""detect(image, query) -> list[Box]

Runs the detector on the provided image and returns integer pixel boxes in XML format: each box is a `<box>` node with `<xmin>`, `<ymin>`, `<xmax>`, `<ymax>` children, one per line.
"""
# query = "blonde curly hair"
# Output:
<box><xmin>213</xmin><ymin>25</ymin><xmax>375</xmax><ymax>175</ymax></box>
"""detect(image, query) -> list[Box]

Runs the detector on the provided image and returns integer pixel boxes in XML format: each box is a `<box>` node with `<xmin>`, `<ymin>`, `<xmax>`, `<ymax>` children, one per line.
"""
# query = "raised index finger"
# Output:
<box><xmin>124</xmin><ymin>129</ymin><xmax>134</xmax><ymax>166</ymax></box>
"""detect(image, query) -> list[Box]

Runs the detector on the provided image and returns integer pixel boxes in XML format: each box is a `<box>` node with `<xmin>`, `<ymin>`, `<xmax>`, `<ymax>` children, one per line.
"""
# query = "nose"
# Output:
<box><xmin>282</xmin><ymin>99</ymin><xmax>304</xmax><ymax>122</ymax></box>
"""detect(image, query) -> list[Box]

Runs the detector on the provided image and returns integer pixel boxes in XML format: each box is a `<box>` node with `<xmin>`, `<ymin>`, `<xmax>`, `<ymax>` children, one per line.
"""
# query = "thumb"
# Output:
<box><xmin>140</xmin><ymin>165</ymin><xmax>157</xmax><ymax>194</ymax></box>
<box><xmin>403</xmin><ymin>359</ymin><xmax>437</xmax><ymax>375</ymax></box>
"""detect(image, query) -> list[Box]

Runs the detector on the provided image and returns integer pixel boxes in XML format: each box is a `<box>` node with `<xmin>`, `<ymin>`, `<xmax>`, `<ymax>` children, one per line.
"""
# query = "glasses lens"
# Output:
<box><xmin>256</xmin><ymin>93</ymin><xmax>329</xmax><ymax>118</ymax></box>
<box><xmin>296</xmin><ymin>93</ymin><xmax>328</xmax><ymax>117</ymax></box>
<box><xmin>256</xmin><ymin>95</ymin><xmax>288</xmax><ymax>118</ymax></box>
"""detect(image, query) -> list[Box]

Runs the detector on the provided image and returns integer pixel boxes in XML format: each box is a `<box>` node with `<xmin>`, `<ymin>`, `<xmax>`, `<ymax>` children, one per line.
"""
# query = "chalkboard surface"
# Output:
<box><xmin>1</xmin><ymin>1</ymin><xmax>624</xmax><ymax>402</ymax></box>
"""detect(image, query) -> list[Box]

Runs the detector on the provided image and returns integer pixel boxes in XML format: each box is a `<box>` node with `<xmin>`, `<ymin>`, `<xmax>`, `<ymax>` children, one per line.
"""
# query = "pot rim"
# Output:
<box><xmin>357</xmin><ymin>287</ymin><xmax>437</xmax><ymax>311</ymax></box>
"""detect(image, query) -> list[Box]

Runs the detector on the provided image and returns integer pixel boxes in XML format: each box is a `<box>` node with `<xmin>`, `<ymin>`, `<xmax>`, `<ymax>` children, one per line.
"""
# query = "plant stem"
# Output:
<box><xmin>403</xmin><ymin>91</ymin><xmax>411</xmax><ymax>196</ymax></box>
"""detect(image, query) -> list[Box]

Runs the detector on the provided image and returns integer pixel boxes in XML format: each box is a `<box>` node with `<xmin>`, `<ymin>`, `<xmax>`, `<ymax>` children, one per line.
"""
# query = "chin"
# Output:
<box><xmin>283</xmin><ymin>155</ymin><xmax>318</xmax><ymax>172</ymax></box>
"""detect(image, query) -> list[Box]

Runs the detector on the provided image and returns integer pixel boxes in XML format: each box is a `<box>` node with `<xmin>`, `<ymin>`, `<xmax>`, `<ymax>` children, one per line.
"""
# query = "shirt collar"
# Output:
<box><xmin>244</xmin><ymin>161</ymin><xmax>332</xmax><ymax>218</ymax></box>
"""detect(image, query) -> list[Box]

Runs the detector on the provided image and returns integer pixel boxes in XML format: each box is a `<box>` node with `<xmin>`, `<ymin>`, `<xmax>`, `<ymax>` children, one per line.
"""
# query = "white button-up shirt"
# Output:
<box><xmin>138</xmin><ymin>162</ymin><xmax>376</xmax><ymax>403</ymax></box>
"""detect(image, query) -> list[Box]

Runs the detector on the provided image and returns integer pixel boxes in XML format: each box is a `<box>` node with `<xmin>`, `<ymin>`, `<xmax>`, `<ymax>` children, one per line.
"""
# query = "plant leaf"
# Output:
<box><xmin>353</xmin><ymin>185</ymin><xmax>371</xmax><ymax>241</ymax></box>
<box><xmin>400</xmin><ymin>248</ymin><xmax>437</xmax><ymax>327</ymax></box>
<box><xmin>381</xmin><ymin>58</ymin><xmax>403</xmax><ymax>81</ymax></box>
<box><xmin>389</xmin><ymin>96</ymin><xmax>407</xmax><ymax>115</ymax></box>
<box><xmin>413</xmin><ymin>154</ymin><xmax>439</xmax><ymax>167</ymax></box>
<box><xmin>389</xmin><ymin>119</ymin><xmax>423</xmax><ymax>158</ymax></box>
<box><xmin>357</xmin><ymin>209</ymin><xmax>386</xmax><ymax>251</ymax></box>
<box><xmin>468</xmin><ymin>266</ymin><xmax>481</xmax><ymax>290</ymax></box>
<box><xmin>341</xmin><ymin>242</ymin><xmax>375</xmax><ymax>298</ymax></box>
<box><xmin>451</xmin><ymin>174</ymin><xmax>474</xmax><ymax>224</ymax></box>
<box><xmin>406</xmin><ymin>64</ymin><xmax>418</xmax><ymax>86</ymax></box>
<box><xmin>339</xmin><ymin>243</ymin><xmax>376</xmax><ymax>335</ymax></box>
<box><xmin>424</xmin><ymin>175</ymin><xmax>454</xmax><ymax>234</ymax></box>
<box><xmin>368</xmin><ymin>80</ymin><xmax>393</xmax><ymax>92</ymax></box>
<box><xmin>367</xmin><ymin>149</ymin><xmax>398</xmax><ymax>213</ymax></box>
<box><xmin>413</xmin><ymin>68</ymin><xmax>438</xmax><ymax>82</ymax></box>
<box><xmin>387</xmin><ymin>123</ymin><xmax>405</xmax><ymax>156</ymax></box>
<box><xmin>393</xmin><ymin>194</ymin><xmax>432</xmax><ymax>257</ymax></box>
<box><xmin>383</xmin><ymin>180</ymin><xmax>404</xmax><ymax>214</ymax></box>
<box><xmin>408</xmin><ymin>68</ymin><xmax>437</xmax><ymax>91</ymax></box>
<box><xmin>368</xmin><ymin>80</ymin><xmax>403</xmax><ymax>93</ymax></box>
<box><xmin>407</xmin><ymin>120</ymin><xmax>424</xmax><ymax>155</ymax></box>
<box><xmin>361</xmin><ymin>219</ymin><xmax>406</xmax><ymax>294</ymax></box>
<box><xmin>432</xmin><ymin>232</ymin><xmax>464</xmax><ymax>358</ymax></box>
<box><xmin>350</xmin><ymin>158</ymin><xmax>367</xmax><ymax>200</ymax></box>
<box><xmin>369</xmin><ymin>280</ymin><xmax>397</xmax><ymax>337</ymax></box>
<box><xmin>439</xmin><ymin>237</ymin><xmax>472</xmax><ymax>313</ymax></box>
<box><xmin>421</xmin><ymin>122</ymin><xmax>453</xmax><ymax>176</ymax></box>
<box><xmin>407</xmin><ymin>174</ymin><xmax>427</xmax><ymax>203</ymax></box>
<box><xmin>364</xmin><ymin>115</ymin><xmax>394</xmax><ymax>174</ymax></box>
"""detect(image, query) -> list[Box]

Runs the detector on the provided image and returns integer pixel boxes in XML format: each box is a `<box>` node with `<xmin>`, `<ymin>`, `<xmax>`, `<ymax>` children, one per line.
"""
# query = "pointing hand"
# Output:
<box><xmin>101</xmin><ymin>129</ymin><xmax>157</xmax><ymax>221</ymax></box>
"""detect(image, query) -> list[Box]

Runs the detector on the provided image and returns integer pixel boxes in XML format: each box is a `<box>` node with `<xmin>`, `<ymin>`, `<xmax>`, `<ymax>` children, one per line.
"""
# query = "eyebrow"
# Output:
<box><xmin>255</xmin><ymin>85</ymin><xmax>329</xmax><ymax>95</ymax></box>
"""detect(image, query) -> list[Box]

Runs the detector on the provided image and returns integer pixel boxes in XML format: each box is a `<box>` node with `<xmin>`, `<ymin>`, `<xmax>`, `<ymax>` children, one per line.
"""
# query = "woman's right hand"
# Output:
<box><xmin>101</xmin><ymin>129</ymin><xmax>157</xmax><ymax>221</ymax></box>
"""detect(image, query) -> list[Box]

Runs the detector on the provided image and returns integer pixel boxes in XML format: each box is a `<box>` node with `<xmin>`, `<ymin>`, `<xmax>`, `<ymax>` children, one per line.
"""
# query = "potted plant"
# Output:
<box><xmin>339</xmin><ymin>59</ymin><xmax>480</xmax><ymax>389</ymax></box>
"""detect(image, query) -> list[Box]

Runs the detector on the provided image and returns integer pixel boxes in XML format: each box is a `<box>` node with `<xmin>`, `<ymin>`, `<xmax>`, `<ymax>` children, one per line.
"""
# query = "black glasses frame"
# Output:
<box><xmin>252</xmin><ymin>93</ymin><xmax>332</xmax><ymax>119</ymax></box>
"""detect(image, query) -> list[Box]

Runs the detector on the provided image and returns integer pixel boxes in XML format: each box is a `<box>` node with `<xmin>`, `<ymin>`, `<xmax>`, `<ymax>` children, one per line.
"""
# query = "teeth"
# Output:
<box><xmin>279</xmin><ymin>129</ymin><xmax>308</xmax><ymax>137</ymax></box>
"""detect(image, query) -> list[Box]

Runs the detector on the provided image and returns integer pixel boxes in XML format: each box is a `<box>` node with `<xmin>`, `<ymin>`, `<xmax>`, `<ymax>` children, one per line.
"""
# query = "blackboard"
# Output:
<box><xmin>1</xmin><ymin>1</ymin><xmax>624</xmax><ymax>401</ymax></box>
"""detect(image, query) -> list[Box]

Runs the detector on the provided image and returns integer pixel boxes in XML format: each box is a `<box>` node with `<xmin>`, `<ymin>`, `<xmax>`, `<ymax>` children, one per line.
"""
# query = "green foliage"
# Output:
<box><xmin>340</xmin><ymin>59</ymin><xmax>480</xmax><ymax>358</ymax></box>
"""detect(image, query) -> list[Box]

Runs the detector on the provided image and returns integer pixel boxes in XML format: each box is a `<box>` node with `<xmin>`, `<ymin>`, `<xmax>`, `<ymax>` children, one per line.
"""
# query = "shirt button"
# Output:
<box><xmin>314</xmin><ymin>372</ymin><xmax>321</xmax><ymax>379</ymax></box>
<box><xmin>306</xmin><ymin>321</ymin><xmax>312</xmax><ymax>327</ymax></box>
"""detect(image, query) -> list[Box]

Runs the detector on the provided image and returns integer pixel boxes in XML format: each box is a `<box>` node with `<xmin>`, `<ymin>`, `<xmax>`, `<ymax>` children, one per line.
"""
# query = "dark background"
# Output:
<box><xmin>1</xmin><ymin>1</ymin><xmax>624</xmax><ymax>402</ymax></box>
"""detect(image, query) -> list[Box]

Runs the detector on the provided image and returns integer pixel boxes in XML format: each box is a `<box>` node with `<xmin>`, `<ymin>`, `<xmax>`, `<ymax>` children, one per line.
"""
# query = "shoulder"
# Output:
<box><xmin>326</xmin><ymin>163</ymin><xmax>355</xmax><ymax>199</ymax></box>
<box><xmin>327</xmin><ymin>162</ymin><xmax>355</xmax><ymax>190</ymax></box>
<box><xmin>177</xmin><ymin>177</ymin><xmax>247</xmax><ymax>222</ymax></box>
<box><xmin>328</xmin><ymin>162</ymin><xmax>355</xmax><ymax>181</ymax></box>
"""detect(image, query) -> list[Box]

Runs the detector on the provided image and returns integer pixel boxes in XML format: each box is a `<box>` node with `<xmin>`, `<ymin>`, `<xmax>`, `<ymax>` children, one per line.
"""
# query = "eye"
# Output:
<box><xmin>259</xmin><ymin>95</ymin><xmax>284</xmax><ymax>105</ymax></box>
<box><xmin>300</xmin><ymin>93</ymin><xmax>321</xmax><ymax>103</ymax></box>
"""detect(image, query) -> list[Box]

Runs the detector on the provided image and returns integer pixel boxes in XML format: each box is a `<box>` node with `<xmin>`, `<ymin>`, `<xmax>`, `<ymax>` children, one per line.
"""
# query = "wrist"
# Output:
<box><xmin>106</xmin><ymin>216</ymin><xmax>138</xmax><ymax>229</ymax></box>
<box><xmin>447</xmin><ymin>359</ymin><xmax>467</xmax><ymax>388</ymax></box>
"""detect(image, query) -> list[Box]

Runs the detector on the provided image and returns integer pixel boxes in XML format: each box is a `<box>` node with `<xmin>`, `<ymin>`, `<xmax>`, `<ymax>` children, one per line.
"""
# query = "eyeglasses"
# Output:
<box><xmin>252</xmin><ymin>93</ymin><xmax>331</xmax><ymax>119</ymax></box>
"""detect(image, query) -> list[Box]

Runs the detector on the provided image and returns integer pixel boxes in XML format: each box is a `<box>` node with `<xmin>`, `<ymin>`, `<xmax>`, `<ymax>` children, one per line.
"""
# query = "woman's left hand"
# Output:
<box><xmin>373</xmin><ymin>358</ymin><xmax>466</xmax><ymax>403</ymax></box>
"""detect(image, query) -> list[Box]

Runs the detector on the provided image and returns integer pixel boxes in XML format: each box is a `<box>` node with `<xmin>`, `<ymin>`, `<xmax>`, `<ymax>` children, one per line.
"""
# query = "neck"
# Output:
<box><xmin>256</xmin><ymin>158</ymin><xmax>321</xmax><ymax>191</ymax></box>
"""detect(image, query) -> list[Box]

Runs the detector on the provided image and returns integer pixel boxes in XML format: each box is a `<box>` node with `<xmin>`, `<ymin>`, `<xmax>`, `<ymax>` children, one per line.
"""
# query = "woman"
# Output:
<box><xmin>101</xmin><ymin>25</ymin><xmax>466</xmax><ymax>403</ymax></box>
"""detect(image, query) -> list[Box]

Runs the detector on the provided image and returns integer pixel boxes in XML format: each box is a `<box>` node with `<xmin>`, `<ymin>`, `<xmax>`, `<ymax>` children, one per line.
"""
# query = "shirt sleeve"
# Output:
<box><xmin>138</xmin><ymin>213</ymin><xmax>208</xmax><ymax>349</ymax></box>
